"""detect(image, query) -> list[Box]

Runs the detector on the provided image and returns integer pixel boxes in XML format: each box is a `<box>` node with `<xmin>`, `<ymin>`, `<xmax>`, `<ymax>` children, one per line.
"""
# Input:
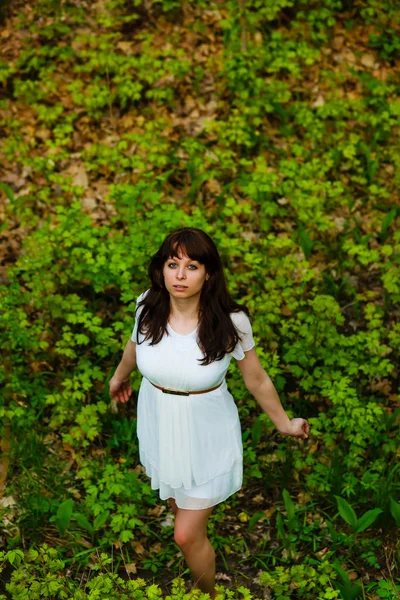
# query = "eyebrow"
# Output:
<box><xmin>170</xmin><ymin>256</ymin><xmax>199</xmax><ymax>263</ymax></box>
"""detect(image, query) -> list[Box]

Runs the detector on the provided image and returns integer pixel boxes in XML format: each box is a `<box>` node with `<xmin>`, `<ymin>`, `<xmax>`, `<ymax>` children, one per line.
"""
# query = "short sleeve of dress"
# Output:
<box><xmin>131</xmin><ymin>289</ymin><xmax>150</xmax><ymax>343</ymax></box>
<box><xmin>230</xmin><ymin>311</ymin><xmax>255</xmax><ymax>361</ymax></box>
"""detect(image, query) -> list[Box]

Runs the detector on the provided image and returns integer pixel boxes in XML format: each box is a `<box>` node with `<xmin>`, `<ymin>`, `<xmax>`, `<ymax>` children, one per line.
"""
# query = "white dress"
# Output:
<box><xmin>131</xmin><ymin>289</ymin><xmax>255</xmax><ymax>510</ymax></box>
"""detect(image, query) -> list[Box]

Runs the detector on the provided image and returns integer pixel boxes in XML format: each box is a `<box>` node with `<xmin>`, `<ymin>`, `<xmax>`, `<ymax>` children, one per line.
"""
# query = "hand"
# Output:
<box><xmin>109</xmin><ymin>376</ymin><xmax>132</xmax><ymax>403</ymax></box>
<box><xmin>281</xmin><ymin>418</ymin><xmax>309</xmax><ymax>441</ymax></box>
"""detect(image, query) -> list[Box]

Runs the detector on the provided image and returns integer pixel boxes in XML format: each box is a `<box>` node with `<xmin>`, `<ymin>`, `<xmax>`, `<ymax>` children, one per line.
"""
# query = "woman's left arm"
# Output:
<box><xmin>236</xmin><ymin>348</ymin><xmax>309</xmax><ymax>440</ymax></box>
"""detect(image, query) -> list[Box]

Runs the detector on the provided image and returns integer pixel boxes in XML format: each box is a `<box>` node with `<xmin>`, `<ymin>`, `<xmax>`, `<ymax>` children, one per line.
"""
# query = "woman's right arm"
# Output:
<box><xmin>109</xmin><ymin>340</ymin><xmax>137</xmax><ymax>403</ymax></box>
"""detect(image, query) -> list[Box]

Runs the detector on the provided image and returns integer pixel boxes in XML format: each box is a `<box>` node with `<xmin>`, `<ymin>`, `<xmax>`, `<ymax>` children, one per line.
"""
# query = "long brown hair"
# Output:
<box><xmin>135</xmin><ymin>227</ymin><xmax>250</xmax><ymax>365</ymax></box>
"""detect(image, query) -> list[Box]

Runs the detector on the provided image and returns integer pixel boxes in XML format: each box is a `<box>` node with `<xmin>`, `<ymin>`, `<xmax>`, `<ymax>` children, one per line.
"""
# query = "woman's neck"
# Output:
<box><xmin>169</xmin><ymin>295</ymin><xmax>200</xmax><ymax>322</ymax></box>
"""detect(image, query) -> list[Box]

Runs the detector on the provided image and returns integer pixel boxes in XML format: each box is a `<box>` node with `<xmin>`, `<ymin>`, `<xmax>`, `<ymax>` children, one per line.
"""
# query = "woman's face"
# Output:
<box><xmin>163</xmin><ymin>252</ymin><xmax>209</xmax><ymax>300</ymax></box>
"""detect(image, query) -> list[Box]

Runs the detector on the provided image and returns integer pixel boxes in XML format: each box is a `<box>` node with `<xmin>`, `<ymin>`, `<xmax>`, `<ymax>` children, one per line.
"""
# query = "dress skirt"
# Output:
<box><xmin>136</xmin><ymin>377</ymin><xmax>244</xmax><ymax>510</ymax></box>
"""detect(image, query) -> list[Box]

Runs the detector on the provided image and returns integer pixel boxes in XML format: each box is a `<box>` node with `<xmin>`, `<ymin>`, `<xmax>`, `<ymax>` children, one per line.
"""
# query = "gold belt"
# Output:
<box><xmin>148</xmin><ymin>380</ymin><xmax>223</xmax><ymax>396</ymax></box>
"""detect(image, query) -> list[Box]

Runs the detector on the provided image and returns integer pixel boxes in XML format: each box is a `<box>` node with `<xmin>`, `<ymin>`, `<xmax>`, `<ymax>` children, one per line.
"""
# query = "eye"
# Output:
<box><xmin>167</xmin><ymin>262</ymin><xmax>197</xmax><ymax>269</ymax></box>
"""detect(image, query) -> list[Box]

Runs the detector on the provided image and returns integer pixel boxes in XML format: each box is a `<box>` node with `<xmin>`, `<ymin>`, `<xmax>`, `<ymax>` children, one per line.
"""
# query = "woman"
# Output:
<box><xmin>109</xmin><ymin>227</ymin><xmax>309</xmax><ymax>598</ymax></box>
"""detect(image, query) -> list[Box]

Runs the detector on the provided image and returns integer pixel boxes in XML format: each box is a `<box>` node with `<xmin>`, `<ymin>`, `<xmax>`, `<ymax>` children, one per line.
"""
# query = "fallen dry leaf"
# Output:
<box><xmin>81</xmin><ymin>197</ymin><xmax>97</xmax><ymax>211</ymax></box>
<box><xmin>125</xmin><ymin>562</ymin><xmax>137</xmax><ymax>574</ymax></box>
<box><xmin>332</xmin><ymin>36</ymin><xmax>344</xmax><ymax>50</ymax></box>
<box><xmin>148</xmin><ymin>505</ymin><xmax>165</xmax><ymax>517</ymax></box>
<box><xmin>160</xmin><ymin>513</ymin><xmax>175</xmax><ymax>528</ymax></box>
<box><xmin>131</xmin><ymin>541</ymin><xmax>145</xmax><ymax>555</ymax></box>
<box><xmin>65</xmin><ymin>163</ymin><xmax>89</xmax><ymax>188</ymax></box>
<box><xmin>0</xmin><ymin>495</ymin><xmax>16</xmax><ymax>508</ymax></box>
<box><xmin>215</xmin><ymin>573</ymin><xmax>232</xmax><ymax>582</ymax></box>
<box><xmin>312</xmin><ymin>94</ymin><xmax>325</xmax><ymax>108</ymax></box>
<box><xmin>252</xmin><ymin>494</ymin><xmax>265</xmax><ymax>504</ymax></box>
<box><xmin>361</xmin><ymin>53</ymin><xmax>375</xmax><ymax>68</ymax></box>
<box><xmin>316</xmin><ymin>547</ymin><xmax>329</xmax><ymax>558</ymax></box>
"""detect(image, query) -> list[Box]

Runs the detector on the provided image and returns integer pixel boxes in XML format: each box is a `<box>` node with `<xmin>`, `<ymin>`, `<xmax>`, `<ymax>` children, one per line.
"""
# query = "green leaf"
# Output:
<box><xmin>73</xmin><ymin>512</ymin><xmax>94</xmax><ymax>536</ymax></box>
<box><xmin>94</xmin><ymin>510</ymin><xmax>110</xmax><ymax>531</ymax></box>
<box><xmin>251</xmin><ymin>416</ymin><xmax>263</xmax><ymax>445</ymax></box>
<box><xmin>0</xmin><ymin>182</ymin><xmax>15</xmax><ymax>202</ymax></box>
<box><xmin>325</xmin><ymin>520</ymin><xmax>338</xmax><ymax>543</ymax></box>
<box><xmin>334</xmin><ymin>581</ymin><xmax>363</xmax><ymax>600</ymax></box>
<box><xmin>249</xmin><ymin>465</ymin><xmax>263</xmax><ymax>478</ymax></box>
<box><xmin>331</xmin><ymin>562</ymin><xmax>361</xmax><ymax>600</ymax></box>
<box><xmin>56</xmin><ymin>498</ymin><xmax>73</xmax><ymax>536</ymax></box>
<box><xmin>334</xmin><ymin>496</ymin><xmax>358</xmax><ymax>530</ymax></box>
<box><xmin>26</xmin><ymin>549</ymin><xmax>39</xmax><ymax>562</ymax></box>
<box><xmin>355</xmin><ymin>508</ymin><xmax>382</xmax><ymax>533</ymax></box>
<box><xmin>237</xmin><ymin>585</ymin><xmax>252</xmax><ymax>599</ymax></box>
<box><xmin>120</xmin><ymin>529</ymin><xmax>134</xmax><ymax>543</ymax></box>
<box><xmin>380</xmin><ymin>207</ymin><xmax>397</xmax><ymax>238</ymax></box>
<box><xmin>298</xmin><ymin>228</ymin><xmax>314</xmax><ymax>260</ymax></box>
<box><xmin>49</xmin><ymin>580</ymin><xmax>61</xmax><ymax>594</ymax></box>
<box><xmin>389</xmin><ymin>496</ymin><xmax>400</xmax><ymax>526</ymax></box>
<box><xmin>248</xmin><ymin>511</ymin><xmax>268</xmax><ymax>532</ymax></box>
<box><xmin>276</xmin><ymin>512</ymin><xmax>287</xmax><ymax>544</ymax></box>
<box><xmin>6</xmin><ymin>549</ymin><xmax>24</xmax><ymax>567</ymax></box>
<box><xmin>282</xmin><ymin>489</ymin><xmax>296</xmax><ymax>522</ymax></box>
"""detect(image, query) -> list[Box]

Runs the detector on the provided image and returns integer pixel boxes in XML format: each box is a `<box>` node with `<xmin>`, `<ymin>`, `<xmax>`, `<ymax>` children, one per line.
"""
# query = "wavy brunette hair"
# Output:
<box><xmin>134</xmin><ymin>227</ymin><xmax>250</xmax><ymax>365</ymax></box>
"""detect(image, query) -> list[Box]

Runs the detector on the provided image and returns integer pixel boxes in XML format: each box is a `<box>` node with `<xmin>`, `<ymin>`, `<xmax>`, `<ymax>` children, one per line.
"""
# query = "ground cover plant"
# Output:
<box><xmin>0</xmin><ymin>0</ymin><xmax>399</xmax><ymax>598</ymax></box>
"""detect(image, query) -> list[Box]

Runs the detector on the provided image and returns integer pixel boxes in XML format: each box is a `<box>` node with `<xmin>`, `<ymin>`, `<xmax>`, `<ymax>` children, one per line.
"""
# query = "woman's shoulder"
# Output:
<box><xmin>229</xmin><ymin>308</ymin><xmax>255</xmax><ymax>358</ymax></box>
<box><xmin>230</xmin><ymin>309</ymin><xmax>251</xmax><ymax>326</ymax></box>
<box><xmin>229</xmin><ymin>309</ymin><xmax>252</xmax><ymax>336</ymax></box>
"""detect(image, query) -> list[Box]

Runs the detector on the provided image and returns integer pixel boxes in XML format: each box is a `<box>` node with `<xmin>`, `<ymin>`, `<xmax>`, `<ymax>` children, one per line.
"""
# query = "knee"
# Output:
<box><xmin>174</xmin><ymin>525</ymin><xmax>202</xmax><ymax>551</ymax></box>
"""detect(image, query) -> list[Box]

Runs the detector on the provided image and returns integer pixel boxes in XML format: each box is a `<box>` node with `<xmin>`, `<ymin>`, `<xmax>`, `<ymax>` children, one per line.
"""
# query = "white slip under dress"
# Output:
<box><xmin>131</xmin><ymin>289</ymin><xmax>255</xmax><ymax>510</ymax></box>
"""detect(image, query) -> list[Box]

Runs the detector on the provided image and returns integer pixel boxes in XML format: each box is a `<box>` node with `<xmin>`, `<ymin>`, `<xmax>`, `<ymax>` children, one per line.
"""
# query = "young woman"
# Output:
<box><xmin>109</xmin><ymin>227</ymin><xmax>309</xmax><ymax>598</ymax></box>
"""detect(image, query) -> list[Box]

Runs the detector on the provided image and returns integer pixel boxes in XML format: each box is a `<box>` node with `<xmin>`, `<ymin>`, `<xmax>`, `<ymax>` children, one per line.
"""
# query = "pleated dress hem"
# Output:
<box><xmin>140</xmin><ymin>451</ymin><xmax>243</xmax><ymax>510</ymax></box>
<box><xmin>159</xmin><ymin>482</ymin><xmax>243</xmax><ymax>511</ymax></box>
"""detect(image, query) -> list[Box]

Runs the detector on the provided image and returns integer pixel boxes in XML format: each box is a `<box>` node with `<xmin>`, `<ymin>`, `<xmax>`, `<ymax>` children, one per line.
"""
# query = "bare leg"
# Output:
<box><xmin>174</xmin><ymin>506</ymin><xmax>216</xmax><ymax>599</ymax></box>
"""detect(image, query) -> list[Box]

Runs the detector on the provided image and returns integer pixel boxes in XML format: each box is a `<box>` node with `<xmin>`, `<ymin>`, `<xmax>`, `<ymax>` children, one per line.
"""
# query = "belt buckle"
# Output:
<box><xmin>162</xmin><ymin>387</ymin><xmax>190</xmax><ymax>396</ymax></box>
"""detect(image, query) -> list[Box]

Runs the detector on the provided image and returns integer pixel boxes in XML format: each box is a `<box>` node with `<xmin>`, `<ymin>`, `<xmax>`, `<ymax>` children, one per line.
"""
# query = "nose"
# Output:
<box><xmin>176</xmin><ymin>267</ymin><xmax>186</xmax><ymax>280</ymax></box>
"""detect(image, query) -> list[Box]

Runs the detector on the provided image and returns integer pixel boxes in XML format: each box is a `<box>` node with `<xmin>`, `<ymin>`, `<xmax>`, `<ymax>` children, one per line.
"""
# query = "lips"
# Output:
<box><xmin>173</xmin><ymin>285</ymin><xmax>187</xmax><ymax>289</ymax></box>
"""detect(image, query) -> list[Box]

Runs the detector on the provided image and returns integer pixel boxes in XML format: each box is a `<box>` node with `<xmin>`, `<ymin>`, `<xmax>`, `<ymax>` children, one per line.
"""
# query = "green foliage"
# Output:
<box><xmin>1</xmin><ymin>545</ymin><xmax>231</xmax><ymax>599</ymax></box>
<box><xmin>259</xmin><ymin>560</ymin><xmax>340</xmax><ymax>599</ymax></box>
<box><xmin>1</xmin><ymin>0</ymin><xmax>399</xmax><ymax>595</ymax></box>
<box><xmin>369</xmin><ymin>29</ymin><xmax>400</xmax><ymax>62</ymax></box>
<box><xmin>334</xmin><ymin>495</ymin><xmax>383</xmax><ymax>533</ymax></box>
